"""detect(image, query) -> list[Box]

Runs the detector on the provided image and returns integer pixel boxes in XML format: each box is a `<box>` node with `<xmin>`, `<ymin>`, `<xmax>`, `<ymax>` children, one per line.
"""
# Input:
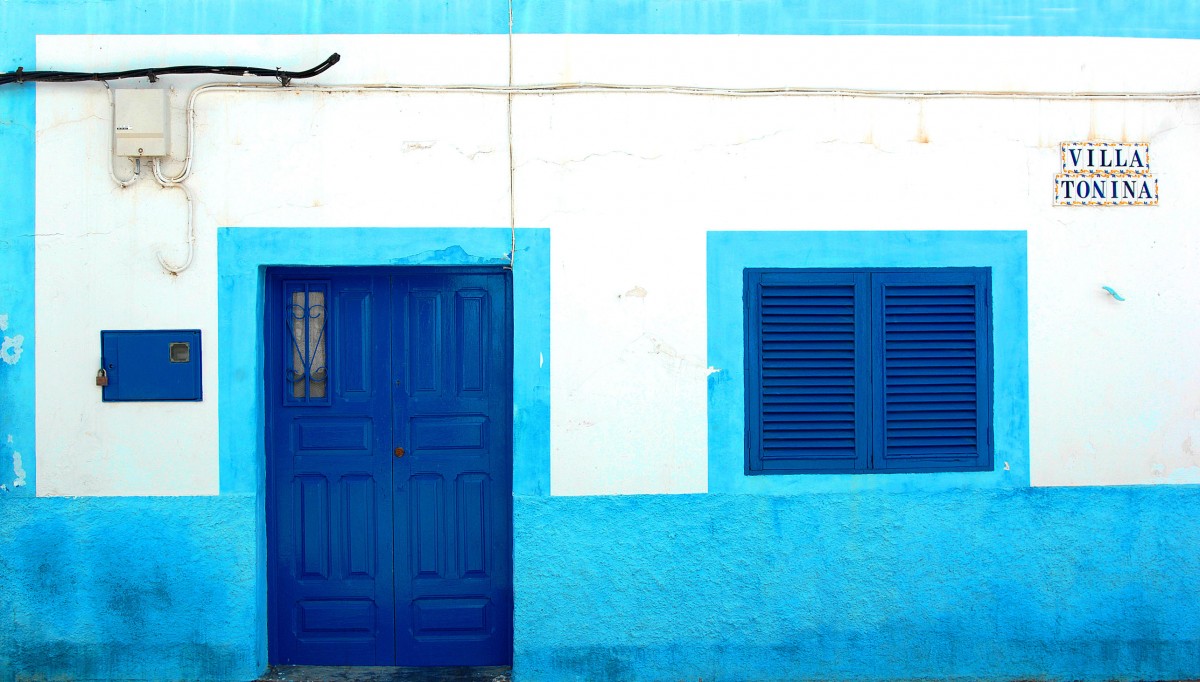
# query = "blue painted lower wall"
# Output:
<box><xmin>2</xmin><ymin>487</ymin><xmax>1198</xmax><ymax>681</ymax></box>
<box><xmin>0</xmin><ymin>496</ymin><xmax>260</xmax><ymax>682</ymax></box>
<box><xmin>513</xmin><ymin>487</ymin><xmax>1200</xmax><ymax>682</ymax></box>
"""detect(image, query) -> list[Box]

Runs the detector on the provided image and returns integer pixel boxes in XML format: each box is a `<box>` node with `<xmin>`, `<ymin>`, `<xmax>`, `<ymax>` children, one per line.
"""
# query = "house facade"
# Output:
<box><xmin>2</xmin><ymin>2</ymin><xmax>1200</xmax><ymax>680</ymax></box>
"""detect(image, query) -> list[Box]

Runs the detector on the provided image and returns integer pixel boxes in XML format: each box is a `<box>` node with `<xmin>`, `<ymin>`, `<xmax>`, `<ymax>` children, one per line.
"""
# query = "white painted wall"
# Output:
<box><xmin>35</xmin><ymin>36</ymin><xmax>510</xmax><ymax>496</ymax></box>
<box><xmin>35</xmin><ymin>34</ymin><xmax>1200</xmax><ymax>496</ymax></box>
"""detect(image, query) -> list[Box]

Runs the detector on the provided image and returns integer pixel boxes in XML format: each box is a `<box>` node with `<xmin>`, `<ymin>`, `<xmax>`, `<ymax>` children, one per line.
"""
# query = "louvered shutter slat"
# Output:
<box><xmin>746</xmin><ymin>271</ymin><xmax>869</xmax><ymax>473</ymax></box>
<box><xmin>747</xmin><ymin>268</ymin><xmax>990</xmax><ymax>475</ymax></box>
<box><xmin>874</xmin><ymin>272</ymin><xmax>990</xmax><ymax>471</ymax></box>
<box><xmin>761</xmin><ymin>282</ymin><xmax>855</xmax><ymax>464</ymax></box>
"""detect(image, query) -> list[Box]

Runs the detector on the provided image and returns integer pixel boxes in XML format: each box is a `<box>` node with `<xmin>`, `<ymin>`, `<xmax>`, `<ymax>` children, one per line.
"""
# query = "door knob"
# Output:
<box><xmin>393</xmin><ymin>447</ymin><xmax>405</xmax><ymax>458</ymax></box>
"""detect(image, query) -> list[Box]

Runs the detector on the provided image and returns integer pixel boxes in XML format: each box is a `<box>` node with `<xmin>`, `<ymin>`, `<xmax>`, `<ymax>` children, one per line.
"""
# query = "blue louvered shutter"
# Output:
<box><xmin>871</xmin><ymin>270</ymin><xmax>992</xmax><ymax>471</ymax></box>
<box><xmin>745</xmin><ymin>271</ymin><xmax>871</xmax><ymax>473</ymax></box>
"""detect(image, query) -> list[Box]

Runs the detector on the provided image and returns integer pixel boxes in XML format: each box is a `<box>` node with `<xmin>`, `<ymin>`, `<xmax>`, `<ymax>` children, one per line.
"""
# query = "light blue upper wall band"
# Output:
<box><xmin>513</xmin><ymin>0</ymin><xmax>1200</xmax><ymax>37</ymax></box>
<box><xmin>5</xmin><ymin>1</ymin><xmax>506</xmax><ymax>45</ymax></box>
<box><xmin>4</xmin><ymin>0</ymin><xmax>1198</xmax><ymax>47</ymax></box>
<box><xmin>216</xmin><ymin>227</ymin><xmax>551</xmax><ymax>498</ymax></box>
<box><xmin>708</xmin><ymin>230</ymin><xmax>1029</xmax><ymax>495</ymax></box>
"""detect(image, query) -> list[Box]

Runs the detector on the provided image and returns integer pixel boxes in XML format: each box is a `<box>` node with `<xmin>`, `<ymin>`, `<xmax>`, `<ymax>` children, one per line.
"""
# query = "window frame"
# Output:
<box><xmin>744</xmin><ymin>267</ymin><xmax>994</xmax><ymax>475</ymax></box>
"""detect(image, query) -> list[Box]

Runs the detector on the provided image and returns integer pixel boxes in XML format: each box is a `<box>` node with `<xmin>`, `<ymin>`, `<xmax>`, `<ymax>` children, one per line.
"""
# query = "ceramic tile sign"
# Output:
<box><xmin>1055</xmin><ymin>141</ymin><xmax>1158</xmax><ymax>206</ymax></box>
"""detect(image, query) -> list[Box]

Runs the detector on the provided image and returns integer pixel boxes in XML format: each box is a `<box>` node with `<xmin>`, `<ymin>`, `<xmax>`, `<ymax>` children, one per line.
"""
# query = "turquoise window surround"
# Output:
<box><xmin>708</xmin><ymin>230</ymin><xmax>1028</xmax><ymax>495</ymax></box>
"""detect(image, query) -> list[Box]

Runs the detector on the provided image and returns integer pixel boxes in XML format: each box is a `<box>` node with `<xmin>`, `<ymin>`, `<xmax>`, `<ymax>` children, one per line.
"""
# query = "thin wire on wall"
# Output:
<box><xmin>161</xmin><ymin>78</ymin><xmax>1200</xmax><ymax>186</ymax></box>
<box><xmin>506</xmin><ymin>0</ymin><xmax>517</xmax><ymax>270</ymax></box>
<box><xmin>113</xmin><ymin>70</ymin><xmax>1200</xmax><ymax>274</ymax></box>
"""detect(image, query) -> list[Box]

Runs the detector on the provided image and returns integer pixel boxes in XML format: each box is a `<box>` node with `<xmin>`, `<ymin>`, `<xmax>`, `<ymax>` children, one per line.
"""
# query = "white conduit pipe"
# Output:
<box><xmin>151</xmin><ymin>158</ymin><xmax>195</xmax><ymax>275</ymax></box>
<box><xmin>157</xmin><ymin>79</ymin><xmax>1200</xmax><ymax>182</ymax></box>
<box><xmin>131</xmin><ymin>79</ymin><xmax>1200</xmax><ymax>274</ymax></box>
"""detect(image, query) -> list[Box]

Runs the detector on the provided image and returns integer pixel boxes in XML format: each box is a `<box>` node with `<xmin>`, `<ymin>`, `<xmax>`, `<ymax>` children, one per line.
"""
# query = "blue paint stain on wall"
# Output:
<box><xmin>708</xmin><ymin>231</ymin><xmax>1029</xmax><ymax>495</ymax></box>
<box><xmin>0</xmin><ymin>496</ymin><xmax>259</xmax><ymax>681</ymax></box>
<box><xmin>514</xmin><ymin>487</ymin><xmax>1200</xmax><ymax>682</ymax></box>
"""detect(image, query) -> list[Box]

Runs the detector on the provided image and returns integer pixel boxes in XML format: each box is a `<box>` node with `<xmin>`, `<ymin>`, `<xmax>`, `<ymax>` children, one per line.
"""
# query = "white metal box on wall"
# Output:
<box><xmin>112</xmin><ymin>88</ymin><xmax>169</xmax><ymax>157</ymax></box>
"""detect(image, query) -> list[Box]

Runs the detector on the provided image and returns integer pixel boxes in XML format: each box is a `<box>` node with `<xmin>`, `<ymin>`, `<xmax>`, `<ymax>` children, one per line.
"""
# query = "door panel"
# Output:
<box><xmin>393</xmin><ymin>274</ymin><xmax>512</xmax><ymax>666</ymax></box>
<box><xmin>270</xmin><ymin>273</ymin><xmax>395</xmax><ymax>665</ymax></box>
<box><xmin>268</xmin><ymin>268</ymin><xmax>512</xmax><ymax>667</ymax></box>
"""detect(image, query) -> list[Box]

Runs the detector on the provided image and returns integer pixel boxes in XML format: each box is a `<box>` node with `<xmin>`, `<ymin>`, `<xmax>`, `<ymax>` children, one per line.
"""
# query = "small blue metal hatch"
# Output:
<box><xmin>100</xmin><ymin>329</ymin><xmax>203</xmax><ymax>401</ymax></box>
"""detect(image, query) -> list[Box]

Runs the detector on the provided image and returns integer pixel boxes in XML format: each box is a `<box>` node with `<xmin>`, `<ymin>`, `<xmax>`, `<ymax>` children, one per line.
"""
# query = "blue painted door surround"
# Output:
<box><xmin>266</xmin><ymin>267</ymin><xmax>513</xmax><ymax>666</ymax></box>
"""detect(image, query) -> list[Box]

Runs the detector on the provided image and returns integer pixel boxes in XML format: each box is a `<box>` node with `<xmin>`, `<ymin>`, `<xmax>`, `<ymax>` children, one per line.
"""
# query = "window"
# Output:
<box><xmin>744</xmin><ymin>268</ymin><xmax>992</xmax><ymax>474</ymax></box>
<box><xmin>284</xmin><ymin>280</ymin><xmax>329</xmax><ymax>402</ymax></box>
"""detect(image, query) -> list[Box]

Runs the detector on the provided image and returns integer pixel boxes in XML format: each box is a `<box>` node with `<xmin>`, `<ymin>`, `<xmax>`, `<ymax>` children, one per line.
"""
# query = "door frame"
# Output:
<box><xmin>261</xmin><ymin>263</ymin><xmax>517</xmax><ymax>666</ymax></box>
<box><xmin>214</xmin><ymin>226</ymin><xmax>549</xmax><ymax>671</ymax></box>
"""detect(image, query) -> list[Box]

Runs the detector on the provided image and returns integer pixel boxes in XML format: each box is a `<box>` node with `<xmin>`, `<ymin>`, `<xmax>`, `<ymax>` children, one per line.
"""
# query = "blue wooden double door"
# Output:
<box><xmin>266</xmin><ymin>267</ymin><xmax>512</xmax><ymax>666</ymax></box>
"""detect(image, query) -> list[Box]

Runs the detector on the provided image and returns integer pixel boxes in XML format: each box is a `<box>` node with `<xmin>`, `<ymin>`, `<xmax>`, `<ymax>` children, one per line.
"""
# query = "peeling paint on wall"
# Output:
<box><xmin>7</xmin><ymin>434</ymin><xmax>27</xmax><ymax>488</ymax></box>
<box><xmin>0</xmin><ymin>313</ymin><xmax>24</xmax><ymax>365</ymax></box>
<box><xmin>1166</xmin><ymin>466</ymin><xmax>1200</xmax><ymax>483</ymax></box>
<box><xmin>388</xmin><ymin>245</ymin><xmax>508</xmax><ymax>266</ymax></box>
<box><xmin>12</xmin><ymin>451</ymin><xmax>26</xmax><ymax>487</ymax></box>
<box><xmin>2</xmin><ymin>435</ymin><xmax>24</xmax><ymax>491</ymax></box>
<box><xmin>1</xmin><ymin>333</ymin><xmax>25</xmax><ymax>365</ymax></box>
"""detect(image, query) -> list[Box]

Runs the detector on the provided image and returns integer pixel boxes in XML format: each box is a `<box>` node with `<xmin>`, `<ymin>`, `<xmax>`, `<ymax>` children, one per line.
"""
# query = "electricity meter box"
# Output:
<box><xmin>112</xmin><ymin>89</ymin><xmax>170</xmax><ymax>157</ymax></box>
<box><xmin>100</xmin><ymin>330</ymin><xmax>202</xmax><ymax>401</ymax></box>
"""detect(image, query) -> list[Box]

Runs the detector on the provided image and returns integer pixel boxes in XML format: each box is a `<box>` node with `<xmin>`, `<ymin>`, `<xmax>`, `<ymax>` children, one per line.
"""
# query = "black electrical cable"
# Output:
<box><xmin>0</xmin><ymin>52</ymin><xmax>340</xmax><ymax>87</ymax></box>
